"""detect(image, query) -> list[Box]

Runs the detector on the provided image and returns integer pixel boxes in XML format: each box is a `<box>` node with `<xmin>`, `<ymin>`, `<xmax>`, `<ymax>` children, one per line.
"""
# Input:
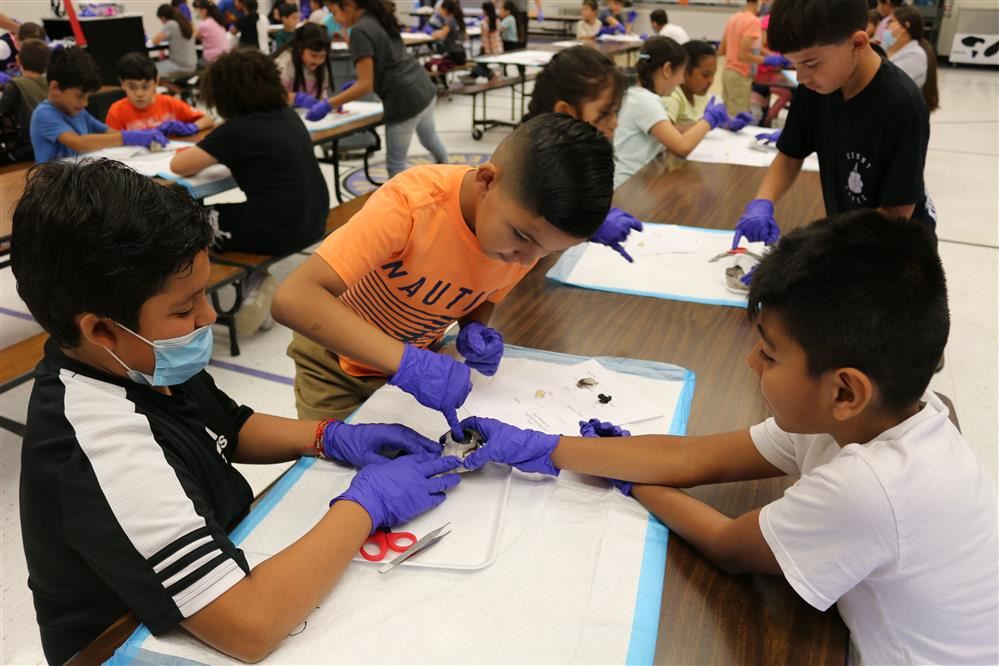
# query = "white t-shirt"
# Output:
<box><xmin>612</xmin><ymin>86</ymin><xmax>670</xmax><ymax>188</ymax></box>
<box><xmin>659</xmin><ymin>23</ymin><xmax>689</xmax><ymax>44</ymax></box>
<box><xmin>752</xmin><ymin>392</ymin><xmax>999</xmax><ymax>665</ymax></box>
<box><xmin>890</xmin><ymin>40</ymin><xmax>928</xmax><ymax>89</ymax></box>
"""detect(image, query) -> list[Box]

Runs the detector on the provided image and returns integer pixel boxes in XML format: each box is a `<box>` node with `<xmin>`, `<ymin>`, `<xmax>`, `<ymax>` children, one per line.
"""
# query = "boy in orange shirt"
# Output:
<box><xmin>272</xmin><ymin>114</ymin><xmax>614</xmax><ymax>436</ymax></box>
<box><xmin>718</xmin><ymin>0</ymin><xmax>764</xmax><ymax>114</ymax></box>
<box><xmin>105</xmin><ymin>53</ymin><xmax>213</xmax><ymax>135</ymax></box>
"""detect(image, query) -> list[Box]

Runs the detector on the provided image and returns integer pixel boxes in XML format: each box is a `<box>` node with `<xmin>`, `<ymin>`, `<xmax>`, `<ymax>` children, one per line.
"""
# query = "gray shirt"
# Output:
<box><xmin>443</xmin><ymin>16</ymin><xmax>466</xmax><ymax>56</ymax></box>
<box><xmin>349</xmin><ymin>13</ymin><xmax>435</xmax><ymax>124</ymax></box>
<box><xmin>889</xmin><ymin>40</ymin><xmax>927</xmax><ymax>89</ymax></box>
<box><xmin>163</xmin><ymin>20</ymin><xmax>198</xmax><ymax>71</ymax></box>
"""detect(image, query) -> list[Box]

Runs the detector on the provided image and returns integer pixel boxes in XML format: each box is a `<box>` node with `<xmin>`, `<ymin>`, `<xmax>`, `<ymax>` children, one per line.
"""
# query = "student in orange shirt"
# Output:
<box><xmin>105</xmin><ymin>53</ymin><xmax>214</xmax><ymax>135</ymax></box>
<box><xmin>272</xmin><ymin>114</ymin><xmax>614</xmax><ymax>435</ymax></box>
<box><xmin>718</xmin><ymin>0</ymin><xmax>764</xmax><ymax>114</ymax></box>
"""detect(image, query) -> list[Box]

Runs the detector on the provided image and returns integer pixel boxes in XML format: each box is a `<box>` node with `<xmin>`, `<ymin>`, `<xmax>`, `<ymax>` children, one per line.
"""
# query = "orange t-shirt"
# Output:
<box><xmin>723</xmin><ymin>10</ymin><xmax>762</xmax><ymax>77</ymax></box>
<box><xmin>316</xmin><ymin>164</ymin><xmax>535</xmax><ymax>377</ymax></box>
<box><xmin>104</xmin><ymin>94</ymin><xmax>204</xmax><ymax>131</ymax></box>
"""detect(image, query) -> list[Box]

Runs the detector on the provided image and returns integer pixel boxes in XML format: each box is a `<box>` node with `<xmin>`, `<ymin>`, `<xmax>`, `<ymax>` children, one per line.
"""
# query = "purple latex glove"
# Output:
<box><xmin>0</xmin><ymin>72</ymin><xmax>12</xmax><ymax>85</ymax></box>
<box><xmin>121</xmin><ymin>129</ymin><xmax>168</xmax><ymax>149</ymax></box>
<box><xmin>456</xmin><ymin>321</ymin><xmax>504</xmax><ymax>376</ymax></box>
<box><xmin>578</xmin><ymin>418</ymin><xmax>632</xmax><ymax>496</ymax></box>
<box><xmin>597</xmin><ymin>23</ymin><xmax>625</xmax><ymax>36</ymax></box>
<box><xmin>726</xmin><ymin>111</ymin><xmax>753</xmax><ymax>132</ymax></box>
<box><xmin>388</xmin><ymin>344</ymin><xmax>472</xmax><ymax>440</ymax></box>
<box><xmin>331</xmin><ymin>455</ymin><xmax>462</xmax><ymax>532</ymax></box>
<box><xmin>536</xmin><ymin>10</ymin><xmax>544</xmax><ymax>21</ymax></box>
<box><xmin>461</xmin><ymin>416</ymin><xmax>560</xmax><ymax>476</ymax></box>
<box><xmin>733</xmin><ymin>198</ymin><xmax>779</xmax><ymax>248</ymax></box>
<box><xmin>626</xmin><ymin>9</ymin><xmax>637</xmax><ymax>23</ymax></box>
<box><xmin>589</xmin><ymin>207</ymin><xmax>644</xmax><ymax>262</ymax></box>
<box><xmin>158</xmin><ymin>120</ymin><xmax>199</xmax><ymax>136</ymax></box>
<box><xmin>701</xmin><ymin>95</ymin><xmax>729</xmax><ymax>130</ymax></box>
<box><xmin>322</xmin><ymin>421</ymin><xmax>443</xmax><ymax>467</ymax></box>
<box><xmin>763</xmin><ymin>53</ymin><xmax>792</xmax><ymax>68</ymax></box>
<box><xmin>420</xmin><ymin>22</ymin><xmax>435</xmax><ymax>34</ymax></box>
<box><xmin>755</xmin><ymin>129</ymin><xmax>781</xmax><ymax>145</ymax></box>
<box><xmin>293</xmin><ymin>91</ymin><xmax>319</xmax><ymax>109</ymax></box>
<box><xmin>306</xmin><ymin>99</ymin><xmax>332</xmax><ymax>121</ymax></box>
<box><xmin>739</xmin><ymin>264</ymin><xmax>757</xmax><ymax>287</ymax></box>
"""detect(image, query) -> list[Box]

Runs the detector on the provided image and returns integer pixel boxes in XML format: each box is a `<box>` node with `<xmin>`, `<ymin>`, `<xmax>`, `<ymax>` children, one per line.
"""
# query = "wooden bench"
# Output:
<box><xmin>449</xmin><ymin>72</ymin><xmax>537</xmax><ymax>139</ymax></box>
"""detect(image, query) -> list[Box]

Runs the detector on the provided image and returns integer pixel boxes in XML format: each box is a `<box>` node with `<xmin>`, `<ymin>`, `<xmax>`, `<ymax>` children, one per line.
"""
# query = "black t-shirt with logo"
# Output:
<box><xmin>777</xmin><ymin>58</ymin><xmax>936</xmax><ymax>228</ymax></box>
<box><xmin>20</xmin><ymin>339</ymin><xmax>254</xmax><ymax>664</ymax></box>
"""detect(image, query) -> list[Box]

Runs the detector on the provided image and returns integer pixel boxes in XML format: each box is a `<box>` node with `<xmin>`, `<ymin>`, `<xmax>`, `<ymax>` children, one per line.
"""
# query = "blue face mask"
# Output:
<box><xmin>105</xmin><ymin>322</ymin><xmax>214</xmax><ymax>387</ymax></box>
<box><xmin>881</xmin><ymin>29</ymin><xmax>896</xmax><ymax>50</ymax></box>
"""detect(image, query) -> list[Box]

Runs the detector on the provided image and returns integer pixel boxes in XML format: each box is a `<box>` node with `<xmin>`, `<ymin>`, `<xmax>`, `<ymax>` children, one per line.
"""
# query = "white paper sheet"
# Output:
<box><xmin>686</xmin><ymin>124</ymin><xmax>820</xmax><ymax>171</ymax></box>
<box><xmin>71</xmin><ymin>141</ymin><xmax>192</xmax><ymax>177</ymax></box>
<box><xmin>597</xmin><ymin>34</ymin><xmax>643</xmax><ymax>42</ymax></box>
<box><xmin>297</xmin><ymin>101</ymin><xmax>384</xmax><ymax>133</ymax></box>
<box><xmin>474</xmin><ymin>49</ymin><xmax>555</xmax><ymax>66</ymax></box>
<box><xmin>547</xmin><ymin>223</ymin><xmax>766</xmax><ymax>308</ymax></box>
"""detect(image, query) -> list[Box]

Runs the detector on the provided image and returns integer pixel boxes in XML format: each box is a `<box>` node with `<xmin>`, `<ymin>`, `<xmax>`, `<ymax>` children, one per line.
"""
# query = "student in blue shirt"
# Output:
<box><xmin>30</xmin><ymin>47</ymin><xmax>166</xmax><ymax>163</ymax></box>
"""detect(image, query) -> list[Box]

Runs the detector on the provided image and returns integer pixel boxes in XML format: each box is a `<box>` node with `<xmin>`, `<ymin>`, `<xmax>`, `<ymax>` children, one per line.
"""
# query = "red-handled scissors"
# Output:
<box><xmin>359</xmin><ymin>529</ymin><xmax>417</xmax><ymax>562</ymax></box>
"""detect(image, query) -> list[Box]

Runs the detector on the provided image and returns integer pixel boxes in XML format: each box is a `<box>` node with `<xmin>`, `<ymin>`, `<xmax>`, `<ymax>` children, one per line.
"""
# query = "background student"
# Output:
<box><xmin>193</xmin><ymin>0</ymin><xmax>231</xmax><ymax>64</ymax></box>
<box><xmin>451</xmin><ymin>210</ymin><xmax>999</xmax><ymax>666</ymax></box>
<box><xmin>466</xmin><ymin>1</ymin><xmax>502</xmax><ymax>81</ymax></box>
<box><xmin>872</xmin><ymin>0</ymin><xmax>902</xmax><ymax>44</ymax></box>
<box><xmin>309</xmin><ymin>0</ymin><xmax>449</xmax><ymax>178</ymax></box>
<box><xmin>272</xmin><ymin>2</ymin><xmax>301</xmax><ymax>50</ymax></box>
<box><xmin>650</xmin><ymin>9</ymin><xmax>689</xmax><ymax>44</ymax></box>
<box><xmin>498</xmin><ymin>1</ymin><xmax>520</xmax><ymax>51</ymax></box>
<box><xmin>613</xmin><ymin>36</ymin><xmax>729</xmax><ymax>187</ymax></box>
<box><xmin>0</xmin><ymin>38</ymin><xmax>48</xmax><ymax>162</ymax></box>
<box><xmin>884</xmin><ymin>6</ymin><xmax>939</xmax><ymax>112</ymax></box>
<box><xmin>170</xmin><ymin>48</ymin><xmax>329</xmax><ymax>255</ymax></box>
<box><xmin>732</xmin><ymin>0</ymin><xmax>936</xmax><ymax>256</ymax></box>
<box><xmin>150</xmin><ymin>3</ymin><xmax>199</xmax><ymax>76</ymax></box>
<box><xmin>575</xmin><ymin>0</ymin><xmax>601</xmax><ymax>40</ymax></box>
<box><xmin>429</xmin><ymin>0</ymin><xmax>467</xmax><ymax>66</ymax></box>
<box><xmin>272</xmin><ymin>115</ymin><xmax>614</xmax><ymax>427</ymax></box>
<box><xmin>30</xmin><ymin>47</ymin><xmax>166</xmax><ymax>163</ymax></box>
<box><xmin>718</xmin><ymin>0</ymin><xmax>764</xmax><ymax>115</ymax></box>
<box><xmin>12</xmin><ymin>159</ymin><xmax>462</xmax><ymax>665</ymax></box>
<box><xmin>105</xmin><ymin>53</ymin><xmax>213</xmax><ymax>135</ymax></box>
<box><xmin>231</xmin><ymin>0</ymin><xmax>262</xmax><ymax>48</ymax></box>
<box><xmin>275</xmin><ymin>23</ymin><xmax>333</xmax><ymax>107</ymax></box>
<box><xmin>597</xmin><ymin>0</ymin><xmax>626</xmax><ymax>35</ymax></box>
<box><xmin>0</xmin><ymin>22</ymin><xmax>46</xmax><ymax>83</ymax></box>
<box><xmin>664</xmin><ymin>40</ymin><xmax>717</xmax><ymax>126</ymax></box>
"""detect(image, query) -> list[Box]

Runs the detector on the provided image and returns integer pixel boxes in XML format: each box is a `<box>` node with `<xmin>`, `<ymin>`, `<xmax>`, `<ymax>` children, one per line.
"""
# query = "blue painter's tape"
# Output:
<box><xmin>626</xmin><ymin>516</ymin><xmax>669</xmax><ymax>665</ymax></box>
<box><xmin>154</xmin><ymin>172</ymin><xmax>238</xmax><ymax>200</ymax></box>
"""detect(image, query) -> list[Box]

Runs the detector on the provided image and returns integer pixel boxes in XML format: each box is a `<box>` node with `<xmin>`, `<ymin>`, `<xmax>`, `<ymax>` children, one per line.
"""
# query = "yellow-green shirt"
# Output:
<box><xmin>663</xmin><ymin>88</ymin><xmax>709</xmax><ymax>125</ymax></box>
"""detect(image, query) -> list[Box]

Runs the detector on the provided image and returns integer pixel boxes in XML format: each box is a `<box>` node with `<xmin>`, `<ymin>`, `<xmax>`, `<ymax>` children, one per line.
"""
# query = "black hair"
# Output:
<box><xmin>17</xmin><ymin>22</ymin><xmax>46</xmax><ymax>42</ymax></box>
<box><xmin>278</xmin><ymin>2</ymin><xmax>299</xmax><ymax>18</ymax></box>
<box><xmin>892</xmin><ymin>6</ymin><xmax>938</xmax><ymax>112</ymax></box>
<box><xmin>635</xmin><ymin>36</ymin><xmax>687</xmax><ymax>92</ymax></box>
<box><xmin>581</xmin><ymin>0</ymin><xmax>597</xmax><ymax>10</ymax></box>
<box><xmin>748</xmin><ymin>210</ymin><xmax>948</xmax><ymax>410</ymax></box>
<box><xmin>157</xmin><ymin>3</ymin><xmax>194</xmax><ymax>39</ymax></box>
<box><xmin>526</xmin><ymin>46</ymin><xmax>627</xmax><ymax>122</ymax></box>
<box><xmin>499</xmin><ymin>113</ymin><xmax>614</xmax><ymax>238</ymax></box>
<box><xmin>649</xmin><ymin>9</ymin><xmax>667</xmax><ymax>27</ymax></box>
<box><xmin>193</xmin><ymin>0</ymin><xmax>227</xmax><ymax>25</ymax></box>
<box><xmin>682</xmin><ymin>39</ymin><xmax>716</xmax><ymax>69</ymax></box>
<box><xmin>329</xmin><ymin>0</ymin><xmax>401</xmax><ymax>39</ymax></box>
<box><xmin>866</xmin><ymin>8</ymin><xmax>881</xmax><ymax>28</ymax></box>
<box><xmin>47</xmin><ymin>46</ymin><xmax>102</xmax><ymax>93</ymax></box>
<box><xmin>240</xmin><ymin>0</ymin><xmax>259</xmax><ymax>14</ymax></box>
<box><xmin>17</xmin><ymin>39</ymin><xmax>50</xmax><ymax>74</ymax></box>
<box><xmin>441</xmin><ymin>0</ymin><xmax>465</xmax><ymax>28</ymax></box>
<box><xmin>117</xmin><ymin>52</ymin><xmax>158</xmax><ymax>81</ymax></box>
<box><xmin>502</xmin><ymin>0</ymin><xmax>516</xmax><ymax>13</ymax></box>
<box><xmin>274</xmin><ymin>23</ymin><xmax>332</xmax><ymax>95</ymax></box>
<box><xmin>482</xmin><ymin>1</ymin><xmax>498</xmax><ymax>32</ymax></box>
<box><xmin>10</xmin><ymin>160</ymin><xmax>214</xmax><ymax>348</ymax></box>
<box><xmin>201</xmin><ymin>47</ymin><xmax>288</xmax><ymax>117</ymax></box>
<box><xmin>877</xmin><ymin>0</ymin><xmax>903</xmax><ymax>8</ymax></box>
<box><xmin>768</xmin><ymin>0</ymin><xmax>868</xmax><ymax>54</ymax></box>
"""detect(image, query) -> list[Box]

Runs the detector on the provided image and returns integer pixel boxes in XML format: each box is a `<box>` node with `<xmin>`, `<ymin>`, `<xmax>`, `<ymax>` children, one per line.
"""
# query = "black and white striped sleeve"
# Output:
<box><xmin>57</xmin><ymin>373</ymin><xmax>248</xmax><ymax>634</ymax></box>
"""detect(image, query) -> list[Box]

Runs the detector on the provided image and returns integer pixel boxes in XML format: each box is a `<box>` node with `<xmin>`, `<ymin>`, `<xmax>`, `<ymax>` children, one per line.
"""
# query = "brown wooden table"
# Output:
<box><xmin>71</xmin><ymin>157</ymin><xmax>848</xmax><ymax>665</ymax></box>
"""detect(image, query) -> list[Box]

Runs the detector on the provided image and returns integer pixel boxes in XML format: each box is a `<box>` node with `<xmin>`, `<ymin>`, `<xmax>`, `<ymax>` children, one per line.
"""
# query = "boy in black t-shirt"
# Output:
<box><xmin>11</xmin><ymin>160</ymin><xmax>460</xmax><ymax>664</ymax></box>
<box><xmin>731</xmin><ymin>0</ymin><xmax>936</xmax><ymax>251</ymax></box>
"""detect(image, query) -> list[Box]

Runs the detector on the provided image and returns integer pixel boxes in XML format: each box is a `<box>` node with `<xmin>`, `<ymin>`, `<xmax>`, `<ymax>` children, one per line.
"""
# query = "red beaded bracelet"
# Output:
<box><xmin>314</xmin><ymin>418</ymin><xmax>336</xmax><ymax>459</ymax></box>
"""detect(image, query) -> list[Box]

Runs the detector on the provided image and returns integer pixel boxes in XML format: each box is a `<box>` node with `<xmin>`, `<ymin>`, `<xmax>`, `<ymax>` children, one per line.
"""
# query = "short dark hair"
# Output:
<box><xmin>278</xmin><ymin>2</ymin><xmax>299</xmax><ymax>17</ymax></box>
<box><xmin>241</xmin><ymin>0</ymin><xmax>259</xmax><ymax>12</ymax></box>
<box><xmin>649</xmin><ymin>9</ymin><xmax>667</xmax><ymax>26</ymax></box>
<box><xmin>636</xmin><ymin>36</ymin><xmax>687</xmax><ymax>91</ymax></box>
<box><xmin>526</xmin><ymin>46</ymin><xmax>627</xmax><ymax>123</ymax></box>
<box><xmin>497</xmin><ymin>113</ymin><xmax>614</xmax><ymax>238</ymax></box>
<box><xmin>11</xmin><ymin>160</ymin><xmax>214</xmax><ymax>348</ymax></box>
<box><xmin>47</xmin><ymin>46</ymin><xmax>102</xmax><ymax>92</ymax></box>
<box><xmin>683</xmin><ymin>39</ymin><xmax>716</xmax><ymax>68</ymax></box>
<box><xmin>768</xmin><ymin>0</ymin><xmax>868</xmax><ymax>54</ymax></box>
<box><xmin>17</xmin><ymin>39</ymin><xmax>50</xmax><ymax>74</ymax></box>
<box><xmin>581</xmin><ymin>0</ymin><xmax>597</xmax><ymax>10</ymax></box>
<box><xmin>17</xmin><ymin>22</ymin><xmax>47</xmax><ymax>42</ymax></box>
<box><xmin>748</xmin><ymin>210</ymin><xmax>948</xmax><ymax>410</ymax></box>
<box><xmin>200</xmin><ymin>48</ymin><xmax>287</xmax><ymax>118</ymax></box>
<box><xmin>118</xmin><ymin>52</ymin><xmax>158</xmax><ymax>81</ymax></box>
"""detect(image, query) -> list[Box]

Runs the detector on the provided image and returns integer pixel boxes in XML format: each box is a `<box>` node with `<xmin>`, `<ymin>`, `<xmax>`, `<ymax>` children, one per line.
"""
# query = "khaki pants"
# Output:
<box><xmin>286</xmin><ymin>332</ymin><xmax>387</xmax><ymax>421</ymax></box>
<box><xmin>722</xmin><ymin>68</ymin><xmax>753</xmax><ymax>115</ymax></box>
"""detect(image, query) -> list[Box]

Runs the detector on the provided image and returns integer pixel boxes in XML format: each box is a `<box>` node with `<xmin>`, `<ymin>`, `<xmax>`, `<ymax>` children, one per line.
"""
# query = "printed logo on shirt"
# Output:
<box><xmin>845</xmin><ymin>151</ymin><xmax>872</xmax><ymax>205</ymax></box>
<box><xmin>125</xmin><ymin>114</ymin><xmax>176</xmax><ymax>131</ymax></box>
<box><xmin>205</xmin><ymin>426</ymin><xmax>229</xmax><ymax>463</ymax></box>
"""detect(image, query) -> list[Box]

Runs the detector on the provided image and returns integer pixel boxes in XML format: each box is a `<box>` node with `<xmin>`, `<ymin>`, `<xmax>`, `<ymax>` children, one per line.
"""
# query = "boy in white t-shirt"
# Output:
<box><xmin>455</xmin><ymin>209</ymin><xmax>999</xmax><ymax>665</ymax></box>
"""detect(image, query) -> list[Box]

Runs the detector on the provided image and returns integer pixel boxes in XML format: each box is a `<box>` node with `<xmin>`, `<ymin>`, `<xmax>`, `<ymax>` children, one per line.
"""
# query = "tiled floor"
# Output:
<box><xmin>1</xmin><ymin>66</ymin><xmax>996</xmax><ymax>664</ymax></box>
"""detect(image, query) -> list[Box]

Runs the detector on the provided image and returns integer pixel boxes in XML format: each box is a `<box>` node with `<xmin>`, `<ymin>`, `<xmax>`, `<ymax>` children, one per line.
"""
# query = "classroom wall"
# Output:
<box><xmin>937</xmin><ymin>1</ymin><xmax>999</xmax><ymax>56</ymax></box>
